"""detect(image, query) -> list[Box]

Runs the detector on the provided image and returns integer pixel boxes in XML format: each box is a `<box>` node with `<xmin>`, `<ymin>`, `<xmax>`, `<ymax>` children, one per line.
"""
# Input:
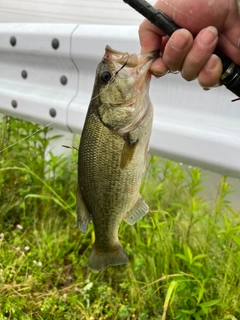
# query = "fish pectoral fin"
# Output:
<box><xmin>123</xmin><ymin>194</ymin><xmax>149</xmax><ymax>225</ymax></box>
<box><xmin>76</xmin><ymin>187</ymin><xmax>92</xmax><ymax>234</ymax></box>
<box><xmin>120</xmin><ymin>133</ymin><xmax>139</xmax><ymax>169</ymax></box>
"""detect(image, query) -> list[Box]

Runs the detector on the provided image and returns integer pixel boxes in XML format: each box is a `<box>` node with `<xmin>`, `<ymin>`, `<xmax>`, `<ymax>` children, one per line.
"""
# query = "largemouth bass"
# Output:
<box><xmin>77</xmin><ymin>45</ymin><xmax>156</xmax><ymax>272</ymax></box>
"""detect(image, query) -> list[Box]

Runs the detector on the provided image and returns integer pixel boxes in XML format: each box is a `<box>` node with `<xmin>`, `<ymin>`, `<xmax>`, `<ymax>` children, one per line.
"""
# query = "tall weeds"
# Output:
<box><xmin>0</xmin><ymin>117</ymin><xmax>239</xmax><ymax>319</ymax></box>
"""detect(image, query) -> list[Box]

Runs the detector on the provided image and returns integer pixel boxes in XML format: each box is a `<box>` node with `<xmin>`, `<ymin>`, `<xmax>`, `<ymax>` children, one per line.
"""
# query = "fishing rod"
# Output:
<box><xmin>123</xmin><ymin>0</ymin><xmax>240</xmax><ymax>98</ymax></box>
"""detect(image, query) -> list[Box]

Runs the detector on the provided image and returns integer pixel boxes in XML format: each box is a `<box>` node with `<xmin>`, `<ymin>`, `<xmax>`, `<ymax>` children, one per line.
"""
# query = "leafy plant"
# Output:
<box><xmin>0</xmin><ymin>116</ymin><xmax>239</xmax><ymax>319</ymax></box>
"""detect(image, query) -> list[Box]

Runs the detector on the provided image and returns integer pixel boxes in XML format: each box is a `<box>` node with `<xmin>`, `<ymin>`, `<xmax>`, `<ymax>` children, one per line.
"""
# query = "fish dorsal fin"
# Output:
<box><xmin>120</xmin><ymin>133</ymin><xmax>139</xmax><ymax>169</ymax></box>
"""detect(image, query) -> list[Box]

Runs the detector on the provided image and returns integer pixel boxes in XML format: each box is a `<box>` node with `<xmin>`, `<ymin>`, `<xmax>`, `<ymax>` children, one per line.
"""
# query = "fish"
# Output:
<box><xmin>76</xmin><ymin>45</ymin><xmax>156</xmax><ymax>272</ymax></box>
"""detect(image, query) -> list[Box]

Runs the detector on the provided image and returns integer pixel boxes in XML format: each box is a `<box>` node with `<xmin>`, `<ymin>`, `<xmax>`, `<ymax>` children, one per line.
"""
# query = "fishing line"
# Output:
<box><xmin>113</xmin><ymin>53</ymin><xmax>130</xmax><ymax>76</ymax></box>
<box><xmin>0</xmin><ymin>92</ymin><xmax>103</xmax><ymax>154</ymax></box>
<box><xmin>0</xmin><ymin>49</ymin><xmax>151</xmax><ymax>154</ymax></box>
<box><xmin>0</xmin><ymin>58</ymin><xmax>130</xmax><ymax>154</ymax></box>
<box><xmin>1</xmin><ymin>1</ymin><xmax>238</xmax><ymax>154</ymax></box>
<box><xmin>108</xmin><ymin>52</ymin><xmax>129</xmax><ymax>83</ymax></box>
<box><xmin>0</xmin><ymin>50</ymin><xmax>132</xmax><ymax>153</ymax></box>
<box><xmin>159</xmin><ymin>0</ymin><xmax>208</xmax><ymax>26</ymax></box>
<box><xmin>159</xmin><ymin>0</ymin><xmax>235</xmax><ymax>49</ymax></box>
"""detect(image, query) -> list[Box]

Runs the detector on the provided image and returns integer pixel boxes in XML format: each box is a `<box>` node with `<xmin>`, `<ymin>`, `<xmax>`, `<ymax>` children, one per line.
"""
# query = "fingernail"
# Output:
<box><xmin>203</xmin><ymin>83</ymin><xmax>220</xmax><ymax>91</ymax></box>
<box><xmin>153</xmin><ymin>71</ymin><xmax>167</xmax><ymax>78</ymax></box>
<box><xmin>199</xmin><ymin>26</ymin><xmax>218</xmax><ymax>47</ymax></box>
<box><xmin>171</xmin><ymin>29</ymin><xmax>192</xmax><ymax>52</ymax></box>
<box><xmin>181</xmin><ymin>68</ymin><xmax>196</xmax><ymax>80</ymax></box>
<box><xmin>204</xmin><ymin>54</ymin><xmax>219</xmax><ymax>71</ymax></box>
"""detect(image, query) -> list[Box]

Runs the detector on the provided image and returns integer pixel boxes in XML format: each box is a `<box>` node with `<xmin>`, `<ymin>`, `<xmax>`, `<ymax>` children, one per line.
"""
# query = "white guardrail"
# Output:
<box><xmin>0</xmin><ymin>24</ymin><xmax>240</xmax><ymax>178</ymax></box>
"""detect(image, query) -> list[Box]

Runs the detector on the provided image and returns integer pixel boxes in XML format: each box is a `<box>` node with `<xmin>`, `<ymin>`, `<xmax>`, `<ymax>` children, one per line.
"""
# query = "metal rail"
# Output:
<box><xmin>0</xmin><ymin>24</ymin><xmax>240</xmax><ymax>178</ymax></box>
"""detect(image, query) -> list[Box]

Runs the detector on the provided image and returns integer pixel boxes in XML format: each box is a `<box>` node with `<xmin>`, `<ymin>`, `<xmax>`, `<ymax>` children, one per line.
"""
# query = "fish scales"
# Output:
<box><xmin>78</xmin><ymin>111</ymin><xmax>145</xmax><ymax>241</ymax></box>
<box><xmin>77</xmin><ymin>45</ymin><xmax>156</xmax><ymax>272</ymax></box>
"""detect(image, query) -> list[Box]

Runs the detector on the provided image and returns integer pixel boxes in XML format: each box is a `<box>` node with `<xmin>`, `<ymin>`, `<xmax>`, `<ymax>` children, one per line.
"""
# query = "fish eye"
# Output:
<box><xmin>100</xmin><ymin>71</ymin><xmax>112</xmax><ymax>83</ymax></box>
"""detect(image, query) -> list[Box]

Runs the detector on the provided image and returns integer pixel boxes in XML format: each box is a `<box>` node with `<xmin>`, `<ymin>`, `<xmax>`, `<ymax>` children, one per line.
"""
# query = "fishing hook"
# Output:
<box><xmin>108</xmin><ymin>52</ymin><xmax>130</xmax><ymax>83</ymax></box>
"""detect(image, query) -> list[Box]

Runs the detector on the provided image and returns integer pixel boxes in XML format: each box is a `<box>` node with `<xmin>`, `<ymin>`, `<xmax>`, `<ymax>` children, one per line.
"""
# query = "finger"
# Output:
<box><xmin>198</xmin><ymin>54</ymin><xmax>223</xmax><ymax>88</ymax></box>
<box><xmin>150</xmin><ymin>36</ymin><xmax>169</xmax><ymax>76</ymax></box>
<box><xmin>150</xmin><ymin>57</ymin><xmax>169</xmax><ymax>77</ymax></box>
<box><xmin>181</xmin><ymin>26</ymin><xmax>218</xmax><ymax>81</ymax></box>
<box><xmin>139</xmin><ymin>18</ymin><xmax>165</xmax><ymax>54</ymax></box>
<box><xmin>162</xmin><ymin>29</ymin><xmax>193</xmax><ymax>71</ymax></box>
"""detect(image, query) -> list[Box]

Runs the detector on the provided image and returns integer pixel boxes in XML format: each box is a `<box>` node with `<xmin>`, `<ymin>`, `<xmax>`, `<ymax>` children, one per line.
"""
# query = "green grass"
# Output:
<box><xmin>0</xmin><ymin>116</ymin><xmax>240</xmax><ymax>319</ymax></box>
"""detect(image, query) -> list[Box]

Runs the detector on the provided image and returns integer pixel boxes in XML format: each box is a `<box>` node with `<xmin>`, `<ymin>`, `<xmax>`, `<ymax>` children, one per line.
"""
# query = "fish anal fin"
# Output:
<box><xmin>123</xmin><ymin>194</ymin><xmax>149</xmax><ymax>225</ymax></box>
<box><xmin>88</xmin><ymin>242</ymin><xmax>128</xmax><ymax>272</ymax></box>
<box><xmin>120</xmin><ymin>133</ymin><xmax>139</xmax><ymax>169</ymax></box>
<box><xmin>76</xmin><ymin>187</ymin><xmax>92</xmax><ymax>234</ymax></box>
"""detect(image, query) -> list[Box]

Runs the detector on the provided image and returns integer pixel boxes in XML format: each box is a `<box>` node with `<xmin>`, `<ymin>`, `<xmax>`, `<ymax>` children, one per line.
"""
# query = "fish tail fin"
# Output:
<box><xmin>88</xmin><ymin>242</ymin><xmax>128</xmax><ymax>272</ymax></box>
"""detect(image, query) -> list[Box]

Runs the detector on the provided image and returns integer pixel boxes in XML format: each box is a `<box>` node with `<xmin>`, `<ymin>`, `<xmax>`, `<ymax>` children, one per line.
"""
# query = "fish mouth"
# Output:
<box><xmin>104</xmin><ymin>45</ymin><xmax>158</xmax><ymax>80</ymax></box>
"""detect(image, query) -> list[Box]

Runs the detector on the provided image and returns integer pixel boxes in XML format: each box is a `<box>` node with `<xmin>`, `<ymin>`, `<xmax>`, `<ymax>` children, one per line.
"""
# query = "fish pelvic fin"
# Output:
<box><xmin>76</xmin><ymin>187</ymin><xmax>92</xmax><ymax>234</ymax></box>
<box><xmin>123</xmin><ymin>194</ymin><xmax>149</xmax><ymax>225</ymax></box>
<box><xmin>88</xmin><ymin>243</ymin><xmax>128</xmax><ymax>272</ymax></box>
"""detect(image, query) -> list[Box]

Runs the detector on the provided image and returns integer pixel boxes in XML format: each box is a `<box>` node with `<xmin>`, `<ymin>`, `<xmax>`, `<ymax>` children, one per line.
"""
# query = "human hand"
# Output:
<box><xmin>139</xmin><ymin>0</ymin><xmax>240</xmax><ymax>88</ymax></box>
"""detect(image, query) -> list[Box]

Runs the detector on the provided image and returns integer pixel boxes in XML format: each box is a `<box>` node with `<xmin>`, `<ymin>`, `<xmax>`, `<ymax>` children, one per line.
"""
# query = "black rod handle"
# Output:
<box><xmin>123</xmin><ymin>0</ymin><xmax>240</xmax><ymax>98</ymax></box>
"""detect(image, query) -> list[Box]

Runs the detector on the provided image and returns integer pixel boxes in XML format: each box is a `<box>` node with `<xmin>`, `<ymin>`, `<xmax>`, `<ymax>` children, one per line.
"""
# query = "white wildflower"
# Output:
<box><xmin>24</xmin><ymin>246</ymin><xmax>30</xmax><ymax>251</ymax></box>
<box><xmin>16</xmin><ymin>224</ymin><xmax>23</xmax><ymax>230</ymax></box>
<box><xmin>0</xmin><ymin>233</ymin><xmax>4</xmax><ymax>238</ymax></box>
<box><xmin>33</xmin><ymin>260</ymin><xmax>42</xmax><ymax>267</ymax></box>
